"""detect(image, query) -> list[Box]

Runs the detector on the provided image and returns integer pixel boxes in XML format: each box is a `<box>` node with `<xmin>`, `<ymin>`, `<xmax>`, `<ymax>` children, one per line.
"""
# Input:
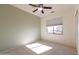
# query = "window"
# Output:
<box><xmin>47</xmin><ymin>26</ymin><xmax>53</xmax><ymax>34</ymax></box>
<box><xmin>26</xmin><ymin>43</ymin><xmax>52</xmax><ymax>54</ymax></box>
<box><xmin>46</xmin><ymin>17</ymin><xmax>63</xmax><ymax>35</ymax></box>
<box><xmin>53</xmin><ymin>25</ymin><xmax>63</xmax><ymax>34</ymax></box>
<box><xmin>47</xmin><ymin>25</ymin><xmax>63</xmax><ymax>34</ymax></box>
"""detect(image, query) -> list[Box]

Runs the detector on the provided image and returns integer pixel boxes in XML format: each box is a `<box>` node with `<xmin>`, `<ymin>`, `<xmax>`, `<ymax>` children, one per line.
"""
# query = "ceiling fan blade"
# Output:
<box><xmin>43</xmin><ymin>7</ymin><xmax>52</xmax><ymax>9</ymax></box>
<box><xmin>29</xmin><ymin>4</ymin><xmax>39</xmax><ymax>7</ymax></box>
<box><xmin>41</xmin><ymin>10</ymin><xmax>44</xmax><ymax>14</ymax></box>
<box><xmin>33</xmin><ymin>9</ymin><xmax>38</xmax><ymax>12</ymax></box>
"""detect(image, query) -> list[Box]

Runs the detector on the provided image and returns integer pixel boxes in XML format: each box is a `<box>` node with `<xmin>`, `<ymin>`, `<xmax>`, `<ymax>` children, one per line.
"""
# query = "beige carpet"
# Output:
<box><xmin>1</xmin><ymin>40</ymin><xmax>77</xmax><ymax>55</ymax></box>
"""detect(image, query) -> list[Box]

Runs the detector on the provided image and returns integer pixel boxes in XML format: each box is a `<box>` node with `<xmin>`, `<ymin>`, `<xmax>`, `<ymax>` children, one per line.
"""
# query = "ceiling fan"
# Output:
<box><xmin>29</xmin><ymin>4</ymin><xmax>54</xmax><ymax>14</ymax></box>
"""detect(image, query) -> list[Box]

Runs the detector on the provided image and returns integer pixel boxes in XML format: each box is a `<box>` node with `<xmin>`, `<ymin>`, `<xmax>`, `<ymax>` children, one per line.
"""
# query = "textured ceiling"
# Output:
<box><xmin>11</xmin><ymin>4</ymin><xmax>75</xmax><ymax>18</ymax></box>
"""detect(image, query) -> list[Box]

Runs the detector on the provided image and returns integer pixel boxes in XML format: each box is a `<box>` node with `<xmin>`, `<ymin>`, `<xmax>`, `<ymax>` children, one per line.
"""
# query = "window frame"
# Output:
<box><xmin>46</xmin><ymin>25</ymin><xmax>63</xmax><ymax>35</ymax></box>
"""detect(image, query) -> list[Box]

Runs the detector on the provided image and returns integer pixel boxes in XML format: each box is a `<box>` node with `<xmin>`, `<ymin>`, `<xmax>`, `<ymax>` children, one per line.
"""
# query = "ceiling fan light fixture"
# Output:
<box><xmin>38</xmin><ymin>7</ymin><xmax>43</xmax><ymax>11</ymax></box>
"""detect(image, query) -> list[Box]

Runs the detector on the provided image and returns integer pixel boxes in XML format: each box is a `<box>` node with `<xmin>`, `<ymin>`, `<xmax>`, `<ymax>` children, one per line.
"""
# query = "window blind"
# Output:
<box><xmin>46</xmin><ymin>17</ymin><xmax>63</xmax><ymax>26</ymax></box>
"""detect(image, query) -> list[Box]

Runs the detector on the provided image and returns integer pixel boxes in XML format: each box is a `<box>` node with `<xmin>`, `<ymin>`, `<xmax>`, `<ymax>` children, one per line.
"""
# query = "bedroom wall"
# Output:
<box><xmin>75</xmin><ymin>5</ymin><xmax>79</xmax><ymax>54</ymax></box>
<box><xmin>77</xmin><ymin>6</ymin><xmax>79</xmax><ymax>55</ymax></box>
<box><xmin>0</xmin><ymin>5</ymin><xmax>41</xmax><ymax>51</ymax></box>
<box><xmin>78</xmin><ymin>6</ymin><xmax>79</xmax><ymax>55</ymax></box>
<box><xmin>41</xmin><ymin>5</ymin><xmax>76</xmax><ymax>48</ymax></box>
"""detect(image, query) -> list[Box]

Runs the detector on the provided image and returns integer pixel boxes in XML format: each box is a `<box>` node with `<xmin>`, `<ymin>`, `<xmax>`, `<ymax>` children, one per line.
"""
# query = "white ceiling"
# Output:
<box><xmin>11</xmin><ymin>4</ymin><xmax>75</xmax><ymax>18</ymax></box>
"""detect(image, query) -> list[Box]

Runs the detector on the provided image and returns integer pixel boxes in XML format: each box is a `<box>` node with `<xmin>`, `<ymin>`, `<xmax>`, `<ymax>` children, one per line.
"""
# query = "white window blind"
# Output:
<box><xmin>46</xmin><ymin>17</ymin><xmax>63</xmax><ymax>26</ymax></box>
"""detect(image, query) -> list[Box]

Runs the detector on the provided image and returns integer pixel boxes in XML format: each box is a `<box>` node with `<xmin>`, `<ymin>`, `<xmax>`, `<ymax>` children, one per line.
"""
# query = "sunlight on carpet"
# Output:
<box><xmin>25</xmin><ymin>43</ymin><xmax>52</xmax><ymax>54</ymax></box>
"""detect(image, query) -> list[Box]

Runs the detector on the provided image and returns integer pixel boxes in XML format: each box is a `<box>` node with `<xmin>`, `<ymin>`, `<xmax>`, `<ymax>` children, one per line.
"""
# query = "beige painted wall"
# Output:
<box><xmin>41</xmin><ymin>6</ymin><xmax>76</xmax><ymax>48</ymax></box>
<box><xmin>78</xmin><ymin>6</ymin><xmax>79</xmax><ymax>55</ymax></box>
<box><xmin>0</xmin><ymin>5</ymin><xmax>41</xmax><ymax>51</ymax></box>
<box><xmin>75</xmin><ymin>5</ymin><xmax>79</xmax><ymax>54</ymax></box>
